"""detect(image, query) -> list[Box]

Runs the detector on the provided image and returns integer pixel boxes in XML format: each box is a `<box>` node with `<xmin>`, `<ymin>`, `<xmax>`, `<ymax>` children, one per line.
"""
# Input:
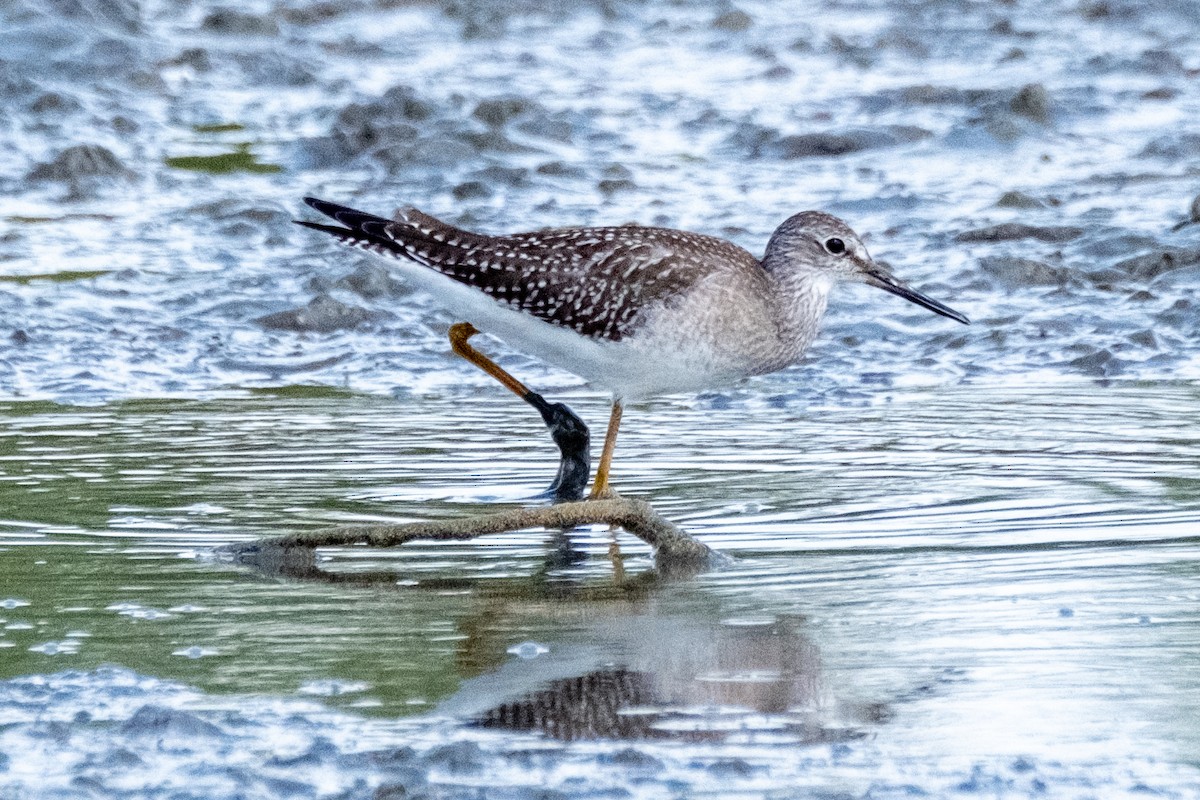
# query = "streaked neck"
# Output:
<box><xmin>768</xmin><ymin>270</ymin><xmax>833</xmax><ymax>362</ymax></box>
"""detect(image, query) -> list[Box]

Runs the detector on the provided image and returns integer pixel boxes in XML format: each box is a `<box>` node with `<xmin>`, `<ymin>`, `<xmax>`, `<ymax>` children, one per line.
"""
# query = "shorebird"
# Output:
<box><xmin>298</xmin><ymin>197</ymin><xmax>968</xmax><ymax>498</ymax></box>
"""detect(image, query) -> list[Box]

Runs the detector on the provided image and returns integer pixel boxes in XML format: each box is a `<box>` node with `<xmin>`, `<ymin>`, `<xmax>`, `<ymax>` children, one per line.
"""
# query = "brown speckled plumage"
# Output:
<box><xmin>299</xmin><ymin>198</ymin><xmax>753</xmax><ymax>343</ymax></box>
<box><xmin>300</xmin><ymin>196</ymin><xmax>968</xmax><ymax>496</ymax></box>
<box><xmin>299</xmin><ymin>197</ymin><xmax>967</xmax><ymax>400</ymax></box>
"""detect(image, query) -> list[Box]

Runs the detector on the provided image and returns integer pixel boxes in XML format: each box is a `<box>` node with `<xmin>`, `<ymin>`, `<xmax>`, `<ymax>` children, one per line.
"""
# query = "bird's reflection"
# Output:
<box><xmin>443</xmin><ymin>611</ymin><xmax>869</xmax><ymax>744</ymax></box>
<box><xmin>223</xmin><ymin>532</ymin><xmax>883</xmax><ymax>743</ymax></box>
<box><xmin>476</xmin><ymin>668</ymin><xmax>660</xmax><ymax>740</ymax></box>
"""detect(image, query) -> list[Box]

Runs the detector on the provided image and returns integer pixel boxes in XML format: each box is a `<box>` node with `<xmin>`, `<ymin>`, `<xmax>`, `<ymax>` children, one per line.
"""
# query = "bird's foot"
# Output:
<box><xmin>522</xmin><ymin>391</ymin><xmax>591</xmax><ymax>503</ymax></box>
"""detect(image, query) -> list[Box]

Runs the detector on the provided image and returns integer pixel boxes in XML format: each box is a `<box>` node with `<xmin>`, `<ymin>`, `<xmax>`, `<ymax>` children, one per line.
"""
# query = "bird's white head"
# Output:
<box><xmin>763</xmin><ymin>211</ymin><xmax>969</xmax><ymax>324</ymax></box>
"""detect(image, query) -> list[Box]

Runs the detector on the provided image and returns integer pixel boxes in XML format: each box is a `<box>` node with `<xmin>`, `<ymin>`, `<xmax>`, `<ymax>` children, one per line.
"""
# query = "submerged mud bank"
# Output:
<box><xmin>0</xmin><ymin>0</ymin><xmax>1197</xmax><ymax>402</ymax></box>
<box><xmin>3</xmin><ymin>665</ymin><xmax>1197</xmax><ymax>800</ymax></box>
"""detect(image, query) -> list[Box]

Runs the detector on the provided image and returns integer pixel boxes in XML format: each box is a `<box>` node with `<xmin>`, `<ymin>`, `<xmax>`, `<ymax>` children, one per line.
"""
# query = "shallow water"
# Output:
<box><xmin>1</xmin><ymin>384</ymin><xmax>1199</xmax><ymax>796</ymax></box>
<box><xmin>3</xmin><ymin>0</ymin><xmax>1200</xmax><ymax>796</ymax></box>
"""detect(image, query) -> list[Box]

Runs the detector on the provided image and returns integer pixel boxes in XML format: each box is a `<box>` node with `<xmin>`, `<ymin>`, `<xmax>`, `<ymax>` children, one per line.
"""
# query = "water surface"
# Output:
<box><xmin>1</xmin><ymin>383</ymin><xmax>1198</xmax><ymax>796</ymax></box>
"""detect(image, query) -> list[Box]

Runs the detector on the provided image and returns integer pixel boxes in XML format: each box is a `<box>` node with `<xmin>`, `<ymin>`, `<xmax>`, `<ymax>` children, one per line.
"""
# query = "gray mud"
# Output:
<box><xmin>1</xmin><ymin>0</ymin><xmax>1198</xmax><ymax>401</ymax></box>
<box><xmin>2</xmin><ymin>666</ymin><xmax>1196</xmax><ymax>800</ymax></box>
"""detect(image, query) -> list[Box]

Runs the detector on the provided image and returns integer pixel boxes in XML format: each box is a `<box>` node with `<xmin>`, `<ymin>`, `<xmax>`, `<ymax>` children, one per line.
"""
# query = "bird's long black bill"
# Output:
<box><xmin>867</xmin><ymin>270</ymin><xmax>970</xmax><ymax>325</ymax></box>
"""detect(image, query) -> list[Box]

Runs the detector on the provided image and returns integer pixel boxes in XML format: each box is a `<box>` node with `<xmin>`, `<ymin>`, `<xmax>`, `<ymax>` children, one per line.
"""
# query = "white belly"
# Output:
<box><xmin>372</xmin><ymin>253</ymin><xmax>757</xmax><ymax>400</ymax></box>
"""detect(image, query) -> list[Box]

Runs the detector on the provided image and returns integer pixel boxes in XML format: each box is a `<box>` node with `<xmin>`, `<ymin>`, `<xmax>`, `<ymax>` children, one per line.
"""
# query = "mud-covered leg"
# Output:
<box><xmin>521</xmin><ymin>392</ymin><xmax>590</xmax><ymax>501</ymax></box>
<box><xmin>449</xmin><ymin>322</ymin><xmax>591</xmax><ymax>501</ymax></box>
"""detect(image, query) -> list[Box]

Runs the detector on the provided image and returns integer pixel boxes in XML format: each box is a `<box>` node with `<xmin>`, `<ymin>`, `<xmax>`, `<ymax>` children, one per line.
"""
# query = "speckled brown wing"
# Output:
<box><xmin>300</xmin><ymin>197</ymin><xmax>758</xmax><ymax>342</ymax></box>
<box><xmin>443</xmin><ymin>226</ymin><xmax>754</xmax><ymax>341</ymax></box>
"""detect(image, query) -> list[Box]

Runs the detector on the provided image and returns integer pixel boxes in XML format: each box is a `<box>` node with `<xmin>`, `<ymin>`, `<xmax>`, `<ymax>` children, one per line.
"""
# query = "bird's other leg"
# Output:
<box><xmin>589</xmin><ymin>400</ymin><xmax>623</xmax><ymax>500</ymax></box>
<box><xmin>522</xmin><ymin>393</ymin><xmax>591</xmax><ymax>502</ymax></box>
<box><xmin>449</xmin><ymin>322</ymin><xmax>529</xmax><ymax>397</ymax></box>
<box><xmin>448</xmin><ymin>322</ymin><xmax>590</xmax><ymax>501</ymax></box>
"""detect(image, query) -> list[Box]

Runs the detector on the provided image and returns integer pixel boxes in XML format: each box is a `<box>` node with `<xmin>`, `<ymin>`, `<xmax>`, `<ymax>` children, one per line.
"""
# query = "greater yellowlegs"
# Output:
<box><xmin>298</xmin><ymin>197</ymin><xmax>969</xmax><ymax>497</ymax></box>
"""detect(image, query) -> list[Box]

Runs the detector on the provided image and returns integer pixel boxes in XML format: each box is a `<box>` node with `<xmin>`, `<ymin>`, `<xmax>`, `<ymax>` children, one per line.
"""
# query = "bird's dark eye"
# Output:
<box><xmin>825</xmin><ymin>237</ymin><xmax>846</xmax><ymax>254</ymax></box>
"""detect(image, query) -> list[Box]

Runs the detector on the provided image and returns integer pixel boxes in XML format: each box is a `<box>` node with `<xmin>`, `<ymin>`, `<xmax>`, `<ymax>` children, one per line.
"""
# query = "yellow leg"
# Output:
<box><xmin>449</xmin><ymin>322</ymin><xmax>592</xmax><ymax>501</ymax></box>
<box><xmin>448</xmin><ymin>322</ymin><xmax>529</xmax><ymax>399</ymax></box>
<box><xmin>589</xmin><ymin>400</ymin><xmax>623</xmax><ymax>499</ymax></box>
